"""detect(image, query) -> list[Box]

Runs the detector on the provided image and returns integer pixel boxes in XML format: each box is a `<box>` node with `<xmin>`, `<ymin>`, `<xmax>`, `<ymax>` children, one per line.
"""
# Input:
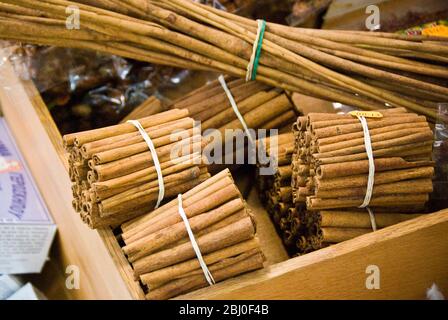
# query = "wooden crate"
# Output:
<box><xmin>1</xmin><ymin>58</ymin><xmax>447</xmax><ymax>300</ymax></box>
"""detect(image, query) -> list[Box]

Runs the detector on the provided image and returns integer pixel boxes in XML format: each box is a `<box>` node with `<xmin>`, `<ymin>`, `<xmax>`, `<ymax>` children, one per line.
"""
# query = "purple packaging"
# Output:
<box><xmin>0</xmin><ymin>117</ymin><xmax>56</xmax><ymax>274</ymax></box>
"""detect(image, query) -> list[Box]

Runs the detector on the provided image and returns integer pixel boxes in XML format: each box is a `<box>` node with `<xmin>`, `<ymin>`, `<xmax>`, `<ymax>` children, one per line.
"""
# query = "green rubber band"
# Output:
<box><xmin>251</xmin><ymin>19</ymin><xmax>266</xmax><ymax>81</ymax></box>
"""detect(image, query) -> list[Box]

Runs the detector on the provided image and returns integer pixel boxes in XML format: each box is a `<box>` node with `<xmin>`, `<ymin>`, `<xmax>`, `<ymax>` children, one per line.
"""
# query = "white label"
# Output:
<box><xmin>0</xmin><ymin>224</ymin><xmax>56</xmax><ymax>274</ymax></box>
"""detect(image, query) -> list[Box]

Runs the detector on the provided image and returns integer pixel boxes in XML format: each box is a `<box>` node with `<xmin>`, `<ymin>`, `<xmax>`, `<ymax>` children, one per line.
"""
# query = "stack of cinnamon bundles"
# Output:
<box><xmin>291</xmin><ymin>107</ymin><xmax>435</xmax><ymax>246</ymax></box>
<box><xmin>169</xmin><ymin>76</ymin><xmax>296</xmax><ymax>134</ymax></box>
<box><xmin>64</xmin><ymin>109</ymin><xmax>209</xmax><ymax>228</ymax></box>
<box><xmin>120</xmin><ymin>169</ymin><xmax>264</xmax><ymax>300</ymax></box>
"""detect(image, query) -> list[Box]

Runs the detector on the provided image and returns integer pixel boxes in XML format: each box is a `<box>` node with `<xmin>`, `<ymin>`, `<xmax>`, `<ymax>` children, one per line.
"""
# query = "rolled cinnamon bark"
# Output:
<box><xmin>316</xmin><ymin>158</ymin><xmax>434</xmax><ymax>179</ymax></box>
<box><xmin>92</xmin><ymin>126</ymin><xmax>196</xmax><ymax>164</ymax></box>
<box><xmin>95</xmin><ymin>173</ymin><xmax>208</xmax><ymax>219</ymax></box>
<box><xmin>123</xmin><ymin>198</ymin><xmax>245</xmax><ymax>260</ymax></box>
<box><xmin>314</xmin><ymin>141</ymin><xmax>434</xmax><ymax>164</ymax></box>
<box><xmin>316</xmin><ymin>122</ymin><xmax>429</xmax><ymax>147</ymax></box>
<box><xmin>191</xmin><ymin>210</ymin><xmax>250</xmax><ymax>241</ymax></box>
<box><xmin>82</xmin><ymin>117</ymin><xmax>194</xmax><ymax>158</ymax></box>
<box><xmin>312</xmin><ymin>115</ymin><xmax>425</xmax><ymax>139</ymax></box>
<box><xmin>314</xmin><ymin>130</ymin><xmax>433</xmax><ymax>158</ymax></box>
<box><xmin>92</xmin><ymin>137</ymin><xmax>205</xmax><ymax>180</ymax></box>
<box><xmin>218</xmin><ymin>94</ymin><xmax>293</xmax><ymax>137</ymax></box>
<box><xmin>98</xmin><ymin>167</ymin><xmax>204</xmax><ymax>216</ymax></box>
<box><xmin>290</xmin><ymin>109</ymin><xmax>434</xmax><ymax>252</ymax></box>
<box><xmin>315</xmin><ymin>178</ymin><xmax>433</xmax><ymax>199</ymax></box>
<box><xmin>256</xmin><ymin>132</ymin><xmax>300</xmax><ymax>256</ymax></box>
<box><xmin>123</xmin><ymin>177</ymin><xmax>241</xmax><ymax>243</ymax></box>
<box><xmin>309</xmin><ymin>112</ymin><xmax>417</xmax><ymax>130</ymax></box>
<box><xmin>261</xmin><ymin>110</ymin><xmax>296</xmax><ymax>131</ymax></box>
<box><xmin>132</xmin><ymin>216</ymin><xmax>256</xmax><ymax>276</ymax></box>
<box><xmin>140</xmin><ymin>238</ymin><xmax>261</xmax><ymax>289</ymax></box>
<box><xmin>87</xmin><ymin>173</ymin><xmax>211</xmax><ymax>229</ymax></box>
<box><xmin>320</xmin><ymin>210</ymin><xmax>422</xmax><ymax>228</ymax></box>
<box><xmin>202</xmin><ymin>90</ymin><xmax>280</xmax><ymax>130</ymax></box>
<box><xmin>64</xmin><ymin>109</ymin><xmax>189</xmax><ymax>148</ymax></box>
<box><xmin>145</xmin><ymin>251</ymin><xmax>264</xmax><ymax>300</ymax></box>
<box><xmin>315</xmin><ymin>167</ymin><xmax>434</xmax><ymax>191</ymax></box>
<box><xmin>114</xmin><ymin>169</ymin><xmax>264</xmax><ymax>298</ymax></box>
<box><xmin>164</xmin><ymin>76</ymin><xmax>296</xmax><ymax>142</ymax></box>
<box><xmin>64</xmin><ymin>110</ymin><xmax>207</xmax><ymax>228</ymax></box>
<box><xmin>171</xmin><ymin>77</ymin><xmax>230</xmax><ymax>109</ymax></box>
<box><xmin>92</xmin><ymin>153</ymin><xmax>203</xmax><ymax>200</ymax></box>
<box><xmin>193</xmin><ymin>82</ymin><xmax>270</xmax><ymax>122</ymax></box>
<box><xmin>121</xmin><ymin>169</ymin><xmax>233</xmax><ymax>234</ymax></box>
<box><xmin>307</xmin><ymin>194</ymin><xmax>429</xmax><ymax>210</ymax></box>
<box><xmin>306</xmin><ymin>108</ymin><xmax>407</xmax><ymax>124</ymax></box>
<box><xmin>317</xmin><ymin>127</ymin><xmax>431</xmax><ymax>154</ymax></box>
<box><xmin>180</xmin><ymin>81</ymin><xmax>267</xmax><ymax>116</ymax></box>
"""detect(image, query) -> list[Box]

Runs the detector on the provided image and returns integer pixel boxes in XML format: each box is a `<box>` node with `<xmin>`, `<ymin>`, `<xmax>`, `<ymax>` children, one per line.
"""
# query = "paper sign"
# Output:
<box><xmin>0</xmin><ymin>118</ymin><xmax>56</xmax><ymax>274</ymax></box>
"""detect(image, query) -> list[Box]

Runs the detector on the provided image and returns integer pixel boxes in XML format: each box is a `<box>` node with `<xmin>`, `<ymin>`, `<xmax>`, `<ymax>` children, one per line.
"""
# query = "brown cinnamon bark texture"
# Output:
<box><xmin>289</xmin><ymin>107</ymin><xmax>435</xmax><ymax>251</ymax></box>
<box><xmin>256</xmin><ymin>133</ymin><xmax>301</xmax><ymax>256</ymax></box>
<box><xmin>119</xmin><ymin>169</ymin><xmax>264</xmax><ymax>300</ymax></box>
<box><xmin>64</xmin><ymin>110</ymin><xmax>207</xmax><ymax>228</ymax></box>
<box><xmin>1</xmin><ymin>0</ymin><xmax>447</xmax><ymax>120</ymax></box>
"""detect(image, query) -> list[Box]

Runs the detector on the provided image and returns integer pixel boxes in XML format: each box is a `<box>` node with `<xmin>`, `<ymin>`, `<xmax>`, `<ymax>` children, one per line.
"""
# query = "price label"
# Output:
<box><xmin>349</xmin><ymin>111</ymin><xmax>383</xmax><ymax>118</ymax></box>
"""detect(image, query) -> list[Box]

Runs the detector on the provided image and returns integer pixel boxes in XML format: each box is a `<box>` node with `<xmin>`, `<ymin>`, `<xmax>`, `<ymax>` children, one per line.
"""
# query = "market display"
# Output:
<box><xmin>0</xmin><ymin>0</ymin><xmax>447</xmax><ymax>302</ymax></box>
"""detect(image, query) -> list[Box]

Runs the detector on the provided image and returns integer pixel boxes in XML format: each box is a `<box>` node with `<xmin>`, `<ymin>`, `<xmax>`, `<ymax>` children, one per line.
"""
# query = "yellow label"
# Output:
<box><xmin>349</xmin><ymin>111</ymin><xmax>383</xmax><ymax>118</ymax></box>
<box><xmin>422</xmin><ymin>25</ymin><xmax>448</xmax><ymax>37</ymax></box>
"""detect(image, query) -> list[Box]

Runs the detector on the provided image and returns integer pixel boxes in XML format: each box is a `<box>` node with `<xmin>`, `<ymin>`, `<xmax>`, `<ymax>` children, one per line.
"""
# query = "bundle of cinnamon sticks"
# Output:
<box><xmin>65</xmin><ymin>109</ymin><xmax>209</xmax><ymax>228</ymax></box>
<box><xmin>2</xmin><ymin>0</ymin><xmax>447</xmax><ymax>121</ymax></box>
<box><xmin>125</xmin><ymin>76</ymin><xmax>296</xmax><ymax>173</ymax></box>
<box><xmin>119</xmin><ymin>169</ymin><xmax>264</xmax><ymax>300</ymax></box>
<box><xmin>169</xmin><ymin>76</ymin><xmax>296</xmax><ymax>133</ymax></box>
<box><xmin>290</xmin><ymin>107</ymin><xmax>435</xmax><ymax>248</ymax></box>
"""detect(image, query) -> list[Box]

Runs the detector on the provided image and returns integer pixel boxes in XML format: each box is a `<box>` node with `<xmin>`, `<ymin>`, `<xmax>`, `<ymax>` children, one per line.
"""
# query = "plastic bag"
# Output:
<box><xmin>430</xmin><ymin>103</ymin><xmax>448</xmax><ymax>211</ymax></box>
<box><xmin>3</xmin><ymin>44</ymin><xmax>182</xmax><ymax>133</ymax></box>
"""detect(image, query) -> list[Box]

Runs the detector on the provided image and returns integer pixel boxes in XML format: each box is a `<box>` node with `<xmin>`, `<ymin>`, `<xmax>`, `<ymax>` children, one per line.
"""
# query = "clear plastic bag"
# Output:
<box><xmin>2</xmin><ymin>44</ymin><xmax>182</xmax><ymax>133</ymax></box>
<box><xmin>430</xmin><ymin>103</ymin><xmax>448</xmax><ymax>211</ymax></box>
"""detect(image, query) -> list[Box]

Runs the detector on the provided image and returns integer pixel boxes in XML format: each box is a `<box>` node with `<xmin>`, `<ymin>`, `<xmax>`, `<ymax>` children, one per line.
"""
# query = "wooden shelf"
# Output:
<box><xmin>1</xmin><ymin>57</ymin><xmax>447</xmax><ymax>300</ymax></box>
